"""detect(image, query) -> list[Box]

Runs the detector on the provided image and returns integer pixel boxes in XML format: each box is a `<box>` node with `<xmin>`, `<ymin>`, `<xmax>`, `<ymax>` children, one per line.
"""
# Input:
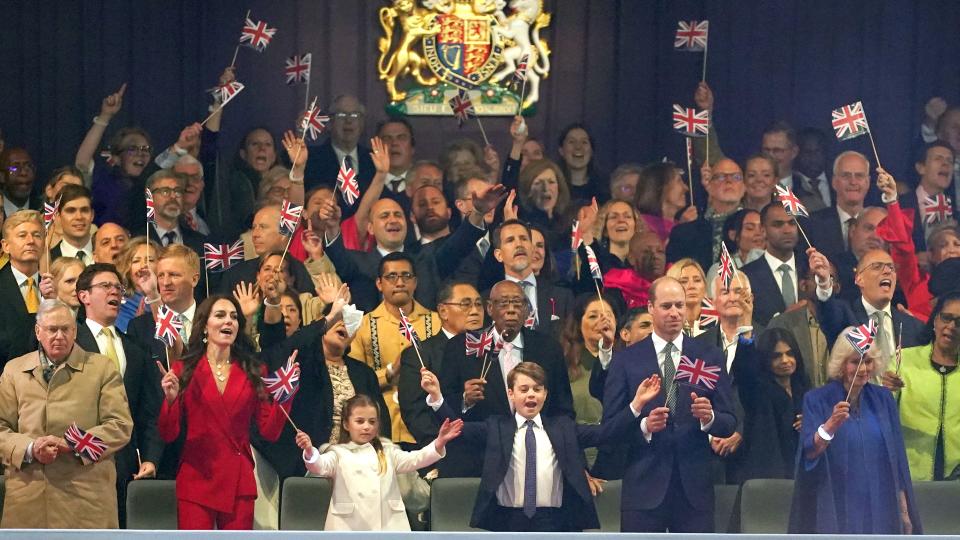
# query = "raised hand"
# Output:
<box><xmin>134</xmin><ymin>266</ymin><xmax>159</xmax><ymax>299</ymax></box>
<box><xmin>317</xmin><ymin>198</ymin><xmax>342</xmax><ymax>238</ymax></box>
<box><xmin>510</xmin><ymin>115</ymin><xmax>528</xmax><ymax>143</ymax></box>
<box><xmin>324</xmin><ymin>283</ymin><xmax>350</xmax><ymax>325</ymax></box>
<box><xmin>694</xmin><ymin>81</ymin><xmax>714</xmax><ymax>111</ymax></box>
<box><xmin>295</xmin><ymin>430</ymin><xmax>313</xmax><ymax>451</ymax></box>
<box><xmin>316</xmin><ymin>272</ymin><xmax>341</xmax><ymax>305</ymax></box>
<box><xmin>882</xmin><ymin>370</ymin><xmax>905</xmax><ymax>392</ymax></box>
<box><xmin>823</xmin><ymin>400</ymin><xmax>850</xmax><ymax>435</ymax></box>
<box><xmin>472</xmin><ymin>183</ymin><xmax>509</xmax><ymax>216</ymax></box>
<box><xmin>218</xmin><ymin>66</ymin><xmax>237</xmax><ymax>87</ymax></box>
<box><xmin>577</xmin><ymin>197</ymin><xmax>599</xmax><ymax>244</ymax></box>
<box><xmin>806</xmin><ymin>247</ymin><xmax>830</xmax><ymax>283</ymax></box>
<box><xmin>690</xmin><ymin>392</ymin><xmax>713</xmax><ymax>423</ymax></box>
<box><xmin>370</xmin><ymin>136</ymin><xmax>390</xmax><ymax>174</ymax></box>
<box><xmin>157</xmin><ymin>361</ymin><xmax>180</xmax><ymax>404</ymax></box>
<box><xmin>876</xmin><ymin>166</ymin><xmax>898</xmax><ymax>201</ymax></box>
<box><xmin>503</xmin><ymin>189</ymin><xmax>519</xmax><ymax>221</ymax></box>
<box><xmin>420</xmin><ymin>367</ymin><xmax>441</xmax><ymax>399</ymax></box>
<box><xmin>435</xmin><ymin>418</ymin><xmax>464</xmax><ymax>450</ymax></box>
<box><xmin>282</xmin><ymin>130</ymin><xmax>308</xmax><ymax>168</ymax></box>
<box><xmin>233</xmin><ymin>281</ymin><xmax>262</xmax><ymax>321</ymax></box>
<box><xmin>631</xmin><ymin>374</ymin><xmax>661</xmax><ymax>411</ymax></box>
<box><xmin>176</xmin><ymin>123</ymin><xmax>202</xmax><ymax>152</ymax></box>
<box><xmin>301</xmin><ymin>220</ymin><xmax>325</xmax><ymax>261</ymax></box>
<box><xmin>39</xmin><ymin>273</ymin><xmax>55</xmax><ymax>300</ymax></box>
<box><xmin>100</xmin><ymin>83</ymin><xmax>127</xmax><ymax>120</ymax></box>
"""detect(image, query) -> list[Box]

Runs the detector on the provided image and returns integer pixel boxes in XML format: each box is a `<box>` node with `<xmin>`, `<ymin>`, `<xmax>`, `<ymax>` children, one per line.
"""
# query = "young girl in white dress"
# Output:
<box><xmin>295</xmin><ymin>393</ymin><xmax>462</xmax><ymax>531</ymax></box>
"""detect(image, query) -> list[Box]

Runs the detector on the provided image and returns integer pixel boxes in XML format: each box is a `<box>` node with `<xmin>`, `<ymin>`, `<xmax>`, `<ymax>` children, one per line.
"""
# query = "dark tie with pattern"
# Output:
<box><xmin>523</xmin><ymin>419</ymin><xmax>537</xmax><ymax>518</ymax></box>
<box><xmin>662</xmin><ymin>342</ymin><xmax>677</xmax><ymax>410</ymax></box>
<box><xmin>163</xmin><ymin>231</ymin><xmax>177</xmax><ymax>247</ymax></box>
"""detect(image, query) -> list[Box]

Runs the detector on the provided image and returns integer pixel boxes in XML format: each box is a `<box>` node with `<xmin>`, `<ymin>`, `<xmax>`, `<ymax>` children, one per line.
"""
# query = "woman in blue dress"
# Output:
<box><xmin>789</xmin><ymin>326</ymin><xmax>921</xmax><ymax>534</ymax></box>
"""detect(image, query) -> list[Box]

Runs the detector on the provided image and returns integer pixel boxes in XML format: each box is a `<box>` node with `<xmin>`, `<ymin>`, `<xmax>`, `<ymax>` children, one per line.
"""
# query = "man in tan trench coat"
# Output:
<box><xmin>0</xmin><ymin>299</ymin><xmax>132</xmax><ymax>528</ymax></box>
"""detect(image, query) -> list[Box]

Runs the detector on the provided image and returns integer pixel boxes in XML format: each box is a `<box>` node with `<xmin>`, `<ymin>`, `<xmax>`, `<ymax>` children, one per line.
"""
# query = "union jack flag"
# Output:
<box><xmin>284</xmin><ymin>53</ymin><xmax>311</xmax><ymax>85</ymax></box>
<box><xmin>43</xmin><ymin>196</ymin><xmax>60</xmax><ymax>230</ymax></box>
<box><xmin>398</xmin><ymin>309</ymin><xmax>419</xmax><ymax>344</ymax></box>
<box><xmin>584</xmin><ymin>244</ymin><xmax>603</xmax><ymax>280</ymax></box>
<box><xmin>278</xmin><ymin>199</ymin><xmax>303</xmax><ymax>236</ymax></box>
<box><xmin>203</xmin><ymin>240</ymin><xmax>244</xmax><ymax>272</ymax></box>
<box><xmin>145</xmin><ymin>188</ymin><xmax>156</xmax><ymax>223</ymax></box>
<box><xmin>64</xmin><ymin>422</ymin><xmax>108</xmax><ymax>462</ymax></box>
<box><xmin>263</xmin><ymin>359</ymin><xmax>301</xmax><ymax>404</ymax></box>
<box><xmin>845</xmin><ymin>319</ymin><xmax>877</xmax><ymax>356</ymax></box>
<box><xmin>154</xmin><ymin>305</ymin><xmax>184</xmax><ymax>347</ymax></box>
<box><xmin>524</xmin><ymin>310</ymin><xmax>537</xmax><ymax>329</ymax></box>
<box><xmin>675</xmin><ymin>356</ymin><xmax>721</xmax><ymax>390</ymax></box>
<box><xmin>512</xmin><ymin>54</ymin><xmax>530</xmax><ymax>85</ymax></box>
<box><xmin>209</xmin><ymin>81</ymin><xmax>245</xmax><ymax>105</ymax></box>
<box><xmin>301</xmin><ymin>97</ymin><xmax>330</xmax><ymax>141</ymax></box>
<box><xmin>718</xmin><ymin>242</ymin><xmax>736</xmax><ymax>292</ymax></box>
<box><xmin>338</xmin><ymin>159</ymin><xmax>360</xmax><ymax>206</ymax></box>
<box><xmin>465</xmin><ymin>329</ymin><xmax>496</xmax><ymax>359</ymax></box>
<box><xmin>698</xmin><ymin>297</ymin><xmax>719</xmax><ymax>328</ymax></box>
<box><xmin>674</xmin><ymin>20</ymin><xmax>709</xmax><ymax>51</ymax></box>
<box><xmin>239</xmin><ymin>16</ymin><xmax>276</xmax><ymax>52</ymax></box>
<box><xmin>831</xmin><ymin>101</ymin><xmax>870</xmax><ymax>141</ymax></box>
<box><xmin>449</xmin><ymin>90</ymin><xmax>475</xmax><ymax>127</ymax></box>
<box><xmin>672</xmin><ymin>105</ymin><xmax>710</xmax><ymax>137</ymax></box>
<box><xmin>922</xmin><ymin>193</ymin><xmax>952</xmax><ymax>225</ymax></box>
<box><xmin>775</xmin><ymin>185</ymin><xmax>810</xmax><ymax>218</ymax></box>
<box><xmin>571</xmin><ymin>220</ymin><xmax>583</xmax><ymax>251</ymax></box>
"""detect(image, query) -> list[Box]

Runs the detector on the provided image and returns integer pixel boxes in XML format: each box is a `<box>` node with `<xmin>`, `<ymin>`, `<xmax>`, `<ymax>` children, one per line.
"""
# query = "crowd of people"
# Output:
<box><xmin>0</xmin><ymin>67</ymin><xmax>958</xmax><ymax>534</ymax></box>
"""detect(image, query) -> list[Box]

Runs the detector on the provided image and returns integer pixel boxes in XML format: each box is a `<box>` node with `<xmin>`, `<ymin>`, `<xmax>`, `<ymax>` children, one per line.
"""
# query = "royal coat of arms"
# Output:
<box><xmin>377</xmin><ymin>0</ymin><xmax>552</xmax><ymax>116</ymax></box>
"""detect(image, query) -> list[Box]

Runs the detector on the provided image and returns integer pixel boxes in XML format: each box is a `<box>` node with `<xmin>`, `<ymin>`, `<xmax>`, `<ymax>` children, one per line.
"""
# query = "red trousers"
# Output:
<box><xmin>178</xmin><ymin>497</ymin><xmax>255</xmax><ymax>530</ymax></box>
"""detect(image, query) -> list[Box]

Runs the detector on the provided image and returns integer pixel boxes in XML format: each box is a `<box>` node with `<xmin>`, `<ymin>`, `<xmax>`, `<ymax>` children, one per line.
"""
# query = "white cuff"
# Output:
<box><xmin>24</xmin><ymin>442</ymin><xmax>34</xmax><ymax>464</ymax></box>
<box><xmin>815</xmin><ymin>275</ymin><xmax>834</xmax><ymax>302</ymax></box>
<box><xmin>921</xmin><ymin>123</ymin><xmax>937</xmax><ymax>143</ymax></box>
<box><xmin>426</xmin><ymin>394</ymin><xmax>444</xmax><ymax>411</ymax></box>
<box><xmin>628</xmin><ymin>401</ymin><xmax>642</xmax><ymax>418</ymax></box>
<box><xmin>640</xmin><ymin>417</ymin><xmax>652</xmax><ymax>442</ymax></box>
<box><xmin>303</xmin><ymin>446</ymin><xmax>320</xmax><ymax>463</ymax></box>
<box><xmin>700</xmin><ymin>410</ymin><xmax>716</xmax><ymax>432</ymax></box>
<box><xmin>881</xmin><ymin>191</ymin><xmax>897</xmax><ymax>205</ymax></box>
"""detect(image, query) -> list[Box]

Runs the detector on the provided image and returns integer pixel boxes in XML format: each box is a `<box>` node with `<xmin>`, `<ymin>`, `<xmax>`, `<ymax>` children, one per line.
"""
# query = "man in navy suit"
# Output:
<box><xmin>304</xmin><ymin>94</ymin><xmax>374</xmax><ymax>219</ymax></box>
<box><xmin>601</xmin><ymin>276</ymin><xmax>736</xmax><ymax>532</ymax></box>
<box><xmin>806</xmin><ymin>151</ymin><xmax>871</xmax><ymax>257</ymax></box>
<box><xmin>899</xmin><ymin>141</ymin><xmax>957</xmax><ymax>251</ymax></box>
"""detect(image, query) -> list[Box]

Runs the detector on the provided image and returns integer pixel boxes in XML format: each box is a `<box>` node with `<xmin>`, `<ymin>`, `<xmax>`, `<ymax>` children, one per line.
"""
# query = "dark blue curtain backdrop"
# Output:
<box><xmin>3</xmin><ymin>0</ymin><xmax>960</xmax><ymax>185</ymax></box>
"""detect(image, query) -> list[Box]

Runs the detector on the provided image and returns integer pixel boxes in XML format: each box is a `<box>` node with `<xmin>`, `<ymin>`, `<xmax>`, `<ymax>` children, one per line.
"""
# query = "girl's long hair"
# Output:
<box><xmin>338</xmin><ymin>394</ymin><xmax>386</xmax><ymax>475</ymax></box>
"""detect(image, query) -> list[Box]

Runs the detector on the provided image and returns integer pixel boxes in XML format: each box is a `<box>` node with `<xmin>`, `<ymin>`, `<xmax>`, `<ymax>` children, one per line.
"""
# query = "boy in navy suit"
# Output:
<box><xmin>421</xmin><ymin>362</ymin><xmax>660</xmax><ymax>532</ymax></box>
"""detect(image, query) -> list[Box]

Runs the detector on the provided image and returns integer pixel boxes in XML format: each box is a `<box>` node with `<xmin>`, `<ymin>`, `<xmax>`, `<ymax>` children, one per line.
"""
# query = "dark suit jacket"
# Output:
<box><xmin>790</xmin><ymin>173</ymin><xmax>835</xmax><ymax>214</ymax></box>
<box><xmin>438</xmin><ymin>327</ymin><xmax>574</xmax><ymax>476</ymax></box>
<box><xmin>666</xmin><ymin>217</ymin><xmax>714</xmax><ymax>272</ymax></box>
<box><xmin>805</xmin><ymin>206</ymin><xmax>846</xmax><ymax>258</ymax></box>
<box><xmin>0</xmin><ymin>265</ymin><xmax>37</xmax><ymax>366</ymax></box>
<box><xmin>253</xmin><ymin>318</ymin><xmax>390</xmax><ymax>479</ymax></box>
<box><xmin>50</xmin><ymin>242</ymin><xmax>93</xmax><ymax>262</ymax></box>
<box><xmin>398</xmin><ymin>331</ymin><xmax>450</xmax><ymax>446</ymax></box>
<box><xmin>740</xmin><ymin>254</ymin><xmax>809</xmax><ymax>327</ymax></box>
<box><xmin>433</xmin><ymin>400</ymin><xmax>628</xmax><ymax>531</ymax></box>
<box><xmin>75</xmin><ymin>322</ymin><xmax>164</xmax><ymax>476</ymax></box>
<box><xmin>602</xmin><ymin>335</ymin><xmax>736</xmax><ymax>513</ymax></box>
<box><xmin>817</xmin><ymin>295</ymin><xmax>927</xmax><ymax>350</ymax></box>
<box><xmin>217</xmin><ymin>256</ymin><xmax>317</xmax><ymax>297</ymax></box>
<box><xmin>304</xmin><ymin>140</ymin><xmax>375</xmax><ymax>220</ymax></box>
<box><xmin>478</xmin><ymin>278</ymin><xmax>573</xmax><ymax>341</ymax></box>
<box><xmin>899</xmin><ymin>190</ymin><xmax>959</xmax><ymax>252</ymax></box>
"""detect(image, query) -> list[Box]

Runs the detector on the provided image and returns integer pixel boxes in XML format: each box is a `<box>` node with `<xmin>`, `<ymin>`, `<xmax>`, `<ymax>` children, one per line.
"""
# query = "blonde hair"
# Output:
<box><xmin>2</xmin><ymin>210</ymin><xmax>43</xmax><ymax>240</ymax></box>
<box><xmin>826</xmin><ymin>326</ymin><xmax>885</xmax><ymax>380</ymax></box>
<box><xmin>257</xmin><ymin>166</ymin><xmax>292</xmax><ymax>202</ymax></box>
<box><xmin>666</xmin><ymin>257</ymin><xmax>705</xmax><ymax>282</ymax></box>
<box><xmin>116</xmin><ymin>236</ymin><xmax>161</xmax><ymax>291</ymax></box>
<box><xmin>338</xmin><ymin>394</ymin><xmax>386</xmax><ymax>475</ymax></box>
<box><xmin>50</xmin><ymin>257</ymin><xmax>85</xmax><ymax>285</ymax></box>
<box><xmin>159</xmin><ymin>243</ymin><xmax>200</xmax><ymax>275</ymax></box>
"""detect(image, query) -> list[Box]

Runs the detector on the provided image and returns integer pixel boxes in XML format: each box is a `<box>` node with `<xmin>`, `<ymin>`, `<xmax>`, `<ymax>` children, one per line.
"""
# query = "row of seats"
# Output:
<box><xmin>118</xmin><ymin>477</ymin><xmax>960</xmax><ymax>533</ymax></box>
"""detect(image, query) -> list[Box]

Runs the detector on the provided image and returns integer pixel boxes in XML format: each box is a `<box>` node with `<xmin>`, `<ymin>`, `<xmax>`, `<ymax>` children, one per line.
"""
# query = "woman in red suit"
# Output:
<box><xmin>157</xmin><ymin>294</ymin><xmax>294</xmax><ymax>530</ymax></box>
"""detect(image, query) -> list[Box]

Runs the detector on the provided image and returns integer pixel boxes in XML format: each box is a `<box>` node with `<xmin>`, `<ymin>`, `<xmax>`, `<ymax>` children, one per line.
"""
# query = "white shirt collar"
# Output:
<box><xmin>153</xmin><ymin>222</ymin><xmax>181</xmax><ymax>240</ymax></box>
<box><xmin>505</xmin><ymin>273</ymin><xmax>537</xmax><ymax>288</ymax></box>
<box><xmin>376</xmin><ymin>245</ymin><xmax>403</xmax><ymax>258</ymax></box>
<box><xmin>441</xmin><ymin>327</ymin><xmax>456</xmax><ymax>339</ymax></box>
<box><xmin>515</xmin><ymin>412</ymin><xmax>543</xmax><ymax>430</ymax></box>
<box><xmin>763</xmin><ymin>250</ymin><xmax>796</xmax><ymax>272</ymax></box>
<box><xmin>837</xmin><ymin>206</ymin><xmax>857</xmax><ymax>223</ymax></box>
<box><xmin>178</xmin><ymin>302</ymin><xmax>197</xmax><ymax>323</ymax></box>
<box><xmin>10</xmin><ymin>265</ymin><xmax>38</xmax><ymax>287</ymax></box>
<box><xmin>333</xmin><ymin>146</ymin><xmax>359</xmax><ymax>167</ymax></box>
<box><xmin>492</xmin><ymin>326</ymin><xmax>524</xmax><ymax>349</ymax></box>
<box><xmin>650</xmin><ymin>331</ymin><xmax>683</xmax><ymax>357</ymax></box>
<box><xmin>85</xmin><ymin>318</ymin><xmax>117</xmax><ymax>339</ymax></box>
<box><xmin>861</xmin><ymin>296</ymin><xmax>892</xmax><ymax>318</ymax></box>
<box><xmin>58</xmin><ymin>238</ymin><xmax>94</xmax><ymax>258</ymax></box>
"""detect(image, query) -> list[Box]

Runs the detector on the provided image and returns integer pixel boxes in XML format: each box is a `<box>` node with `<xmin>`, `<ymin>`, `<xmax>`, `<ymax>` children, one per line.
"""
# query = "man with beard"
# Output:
<box><xmin>376</xmin><ymin>118</ymin><xmax>417</xmax><ymax>212</ymax></box>
<box><xmin>410</xmin><ymin>185</ymin><xmax>451</xmax><ymax>246</ymax></box>
<box><xmin>437</xmin><ymin>280</ymin><xmax>573</xmax><ymax>476</ymax></box>
<box><xmin>145</xmin><ymin>170</ymin><xmax>205</xmax><ymax>255</ymax></box>
<box><xmin>92</xmin><ymin>223</ymin><xmax>130</xmax><ymax>264</ymax></box>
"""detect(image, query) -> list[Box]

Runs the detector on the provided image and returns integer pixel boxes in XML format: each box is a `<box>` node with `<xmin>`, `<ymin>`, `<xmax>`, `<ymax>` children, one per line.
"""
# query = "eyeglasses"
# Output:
<box><xmin>123</xmin><ymin>145</ymin><xmax>152</xmax><ymax>154</ymax></box>
<box><xmin>858</xmin><ymin>262</ymin><xmax>896</xmax><ymax>274</ymax></box>
<box><xmin>90</xmin><ymin>282</ymin><xmax>126</xmax><ymax>295</ymax></box>
<box><xmin>838</xmin><ymin>171</ymin><xmax>868</xmax><ymax>181</ymax></box>
<box><xmin>152</xmin><ymin>187</ymin><xmax>184</xmax><ymax>198</ymax></box>
<box><xmin>334</xmin><ymin>112</ymin><xmax>364</xmax><ymax>120</ymax></box>
<box><xmin>492</xmin><ymin>298</ymin><xmax>527</xmax><ymax>309</ymax></box>
<box><xmin>6</xmin><ymin>162</ymin><xmax>34</xmax><ymax>174</ymax></box>
<box><xmin>711</xmin><ymin>173</ymin><xmax>743</xmax><ymax>183</ymax></box>
<box><xmin>441</xmin><ymin>299</ymin><xmax>484</xmax><ymax>310</ymax></box>
<box><xmin>38</xmin><ymin>325</ymin><xmax>75</xmax><ymax>336</ymax></box>
<box><xmin>381</xmin><ymin>271</ymin><xmax>416</xmax><ymax>283</ymax></box>
<box><xmin>938</xmin><ymin>312</ymin><xmax>960</xmax><ymax>326</ymax></box>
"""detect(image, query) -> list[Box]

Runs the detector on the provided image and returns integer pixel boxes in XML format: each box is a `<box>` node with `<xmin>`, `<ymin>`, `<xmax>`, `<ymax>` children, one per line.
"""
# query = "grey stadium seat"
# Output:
<box><xmin>429</xmin><ymin>477</ymin><xmax>481</xmax><ymax>531</ymax></box>
<box><xmin>739</xmin><ymin>478</ymin><xmax>794</xmax><ymax>534</ymax></box>
<box><xmin>126</xmin><ymin>479</ymin><xmax>177</xmax><ymax>529</ymax></box>
<box><xmin>280</xmin><ymin>476</ymin><xmax>333</xmax><ymax>530</ymax></box>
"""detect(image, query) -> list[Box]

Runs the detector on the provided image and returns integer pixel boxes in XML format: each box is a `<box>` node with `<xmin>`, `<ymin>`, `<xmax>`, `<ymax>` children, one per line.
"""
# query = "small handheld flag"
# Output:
<box><xmin>674</xmin><ymin>20</ymin><xmax>709</xmax><ymax>51</ymax></box>
<box><xmin>43</xmin><ymin>196</ymin><xmax>61</xmax><ymax>230</ymax></box>
<box><xmin>672</xmin><ymin>105</ymin><xmax>710</xmax><ymax>137</ymax></box>
<box><xmin>449</xmin><ymin>90</ymin><xmax>476</xmax><ymax>127</ymax></box>
<box><xmin>675</xmin><ymin>356</ymin><xmax>721</xmax><ymax>390</ymax></box>
<box><xmin>698</xmin><ymin>297</ymin><xmax>719</xmax><ymax>328</ymax></box>
<box><xmin>301</xmin><ymin>97</ymin><xmax>330</xmax><ymax>141</ymax></box>
<box><xmin>64</xmin><ymin>423</ymin><xmax>108</xmax><ymax>462</ymax></box>
<box><xmin>285</xmin><ymin>53</ymin><xmax>311</xmax><ymax>85</ymax></box>
<box><xmin>512</xmin><ymin>54</ymin><xmax>530</xmax><ymax>86</ymax></box>
<box><xmin>845</xmin><ymin>319</ymin><xmax>877</xmax><ymax>357</ymax></box>
<box><xmin>239</xmin><ymin>16</ymin><xmax>276</xmax><ymax>52</ymax></box>
<box><xmin>718</xmin><ymin>242</ymin><xmax>736</xmax><ymax>291</ymax></box>
<box><xmin>145</xmin><ymin>189</ymin><xmax>156</xmax><ymax>223</ymax></box>
<box><xmin>584</xmin><ymin>244</ymin><xmax>603</xmax><ymax>280</ymax></box>
<box><xmin>210</xmin><ymin>81</ymin><xmax>245</xmax><ymax>105</ymax></box>
<box><xmin>203</xmin><ymin>240</ymin><xmax>244</xmax><ymax>272</ymax></box>
<box><xmin>263</xmin><ymin>360</ymin><xmax>301</xmax><ymax>404</ymax></box>
<box><xmin>465</xmin><ymin>329</ymin><xmax>496</xmax><ymax>359</ymax></box>
<box><xmin>398</xmin><ymin>310</ymin><xmax>420</xmax><ymax>344</ymax></box>
<box><xmin>831</xmin><ymin>101</ymin><xmax>870</xmax><ymax>141</ymax></box>
<box><xmin>154</xmin><ymin>305</ymin><xmax>184</xmax><ymax>347</ymax></box>
<box><xmin>775</xmin><ymin>185</ymin><xmax>810</xmax><ymax>218</ymax></box>
<box><xmin>278</xmin><ymin>199</ymin><xmax>303</xmax><ymax>236</ymax></box>
<box><xmin>338</xmin><ymin>160</ymin><xmax>360</xmax><ymax>206</ymax></box>
<box><xmin>922</xmin><ymin>193</ymin><xmax>952</xmax><ymax>225</ymax></box>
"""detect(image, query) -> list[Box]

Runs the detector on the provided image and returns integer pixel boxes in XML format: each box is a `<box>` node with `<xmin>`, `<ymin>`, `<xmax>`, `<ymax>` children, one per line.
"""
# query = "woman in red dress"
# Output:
<box><xmin>157</xmin><ymin>294</ymin><xmax>294</xmax><ymax>530</ymax></box>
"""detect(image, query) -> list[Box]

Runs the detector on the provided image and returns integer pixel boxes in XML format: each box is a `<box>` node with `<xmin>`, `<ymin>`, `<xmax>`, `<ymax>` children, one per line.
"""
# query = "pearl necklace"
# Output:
<box><xmin>211</xmin><ymin>357</ymin><xmax>230</xmax><ymax>382</ymax></box>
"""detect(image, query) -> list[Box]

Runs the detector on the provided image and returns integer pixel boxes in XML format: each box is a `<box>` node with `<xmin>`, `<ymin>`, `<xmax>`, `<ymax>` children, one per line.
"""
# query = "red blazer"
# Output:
<box><xmin>158</xmin><ymin>357</ymin><xmax>289</xmax><ymax>512</ymax></box>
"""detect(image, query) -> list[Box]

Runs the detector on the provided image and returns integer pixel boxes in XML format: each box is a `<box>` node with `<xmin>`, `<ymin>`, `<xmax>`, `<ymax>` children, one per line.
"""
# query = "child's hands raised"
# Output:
<box><xmin>420</xmin><ymin>367</ymin><xmax>441</xmax><ymax>400</ymax></box>
<box><xmin>434</xmin><ymin>418</ymin><xmax>463</xmax><ymax>451</ymax></box>
<box><xmin>295</xmin><ymin>430</ymin><xmax>313</xmax><ymax>451</ymax></box>
<box><xmin>631</xmin><ymin>374</ymin><xmax>661</xmax><ymax>412</ymax></box>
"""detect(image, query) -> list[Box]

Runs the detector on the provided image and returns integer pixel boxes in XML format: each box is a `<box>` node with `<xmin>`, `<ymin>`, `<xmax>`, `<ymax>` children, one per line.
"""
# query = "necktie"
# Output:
<box><xmin>163</xmin><ymin>231</ymin><xmax>177</xmax><ymax>247</ymax></box>
<box><xmin>843</xmin><ymin>217</ymin><xmax>856</xmax><ymax>250</ymax></box>
<box><xmin>42</xmin><ymin>362</ymin><xmax>54</xmax><ymax>383</ymax></box>
<box><xmin>778</xmin><ymin>264</ymin><xmax>796</xmax><ymax>306</ymax></box>
<box><xmin>519</xmin><ymin>280</ymin><xmax>535</xmax><ymax>309</ymax></box>
<box><xmin>873</xmin><ymin>311</ymin><xmax>892</xmax><ymax>363</ymax></box>
<box><xmin>24</xmin><ymin>277</ymin><xmax>39</xmax><ymax>314</ymax></box>
<box><xmin>101</xmin><ymin>327</ymin><xmax>121</xmax><ymax>371</ymax></box>
<box><xmin>477</xmin><ymin>236</ymin><xmax>490</xmax><ymax>258</ymax></box>
<box><xmin>523</xmin><ymin>419</ymin><xmax>537</xmax><ymax>518</ymax></box>
<box><xmin>662</xmin><ymin>342</ymin><xmax>677</xmax><ymax>410</ymax></box>
<box><xmin>389</xmin><ymin>178</ymin><xmax>403</xmax><ymax>193</ymax></box>
<box><xmin>179</xmin><ymin>314</ymin><xmax>191</xmax><ymax>342</ymax></box>
<box><xmin>184</xmin><ymin>212</ymin><xmax>198</xmax><ymax>232</ymax></box>
<box><xmin>345</xmin><ymin>155</ymin><xmax>355</xmax><ymax>171</ymax></box>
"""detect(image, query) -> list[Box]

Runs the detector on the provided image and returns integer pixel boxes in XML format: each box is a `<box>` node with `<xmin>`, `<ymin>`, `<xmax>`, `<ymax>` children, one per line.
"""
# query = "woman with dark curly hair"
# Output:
<box><xmin>157</xmin><ymin>294</ymin><xmax>297</xmax><ymax>530</ymax></box>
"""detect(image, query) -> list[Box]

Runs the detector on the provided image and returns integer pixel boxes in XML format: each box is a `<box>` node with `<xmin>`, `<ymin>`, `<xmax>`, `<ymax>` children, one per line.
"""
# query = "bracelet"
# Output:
<box><xmin>92</xmin><ymin>116</ymin><xmax>109</xmax><ymax>127</ymax></box>
<box><xmin>144</xmin><ymin>296</ymin><xmax>162</xmax><ymax>305</ymax></box>
<box><xmin>817</xmin><ymin>424</ymin><xmax>834</xmax><ymax>441</ymax></box>
<box><xmin>288</xmin><ymin>171</ymin><xmax>304</xmax><ymax>183</ymax></box>
<box><xmin>173</xmin><ymin>144</ymin><xmax>188</xmax><ymax>156</ymax></box>
<box><xmin>264</xmin><ymin>298</ymin><xmax>281</xmax><ymax>308</ymax></box>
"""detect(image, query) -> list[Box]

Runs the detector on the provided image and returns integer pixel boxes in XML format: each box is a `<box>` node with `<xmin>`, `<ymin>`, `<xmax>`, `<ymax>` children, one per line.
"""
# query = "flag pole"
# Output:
<box><xmin>279</xmin><ymin>404</ymin><xmax>300</xmax><ymax>431</ymax></box>
<box><xmin>701</xmin><ymin>33</ymin><xmax>709</xmax><ymax>83</ymax></box>
<box><xmin>398</xmin><ymin>307</ymin><xmax>426</xmax><ymax>368</ymax></box>
<box><xmin>204</xmin><ymin>266</ymin><xmax>210</xmax><ymax>299</ymax></box>
<box><xmin>895</xmin><ymin>322</ymin><xmax>904</xmax><ymax>376</ymax></box>
<box><xmin>861</xmin><ymin>109</ymin><xmax>883</xmax><ymax>169</ymax></box>
<box><xmin>516</xmin><ymin>76</ymin><xmax>528</xmax><ymax>116</ymax></box>
<box><xmin>475</xmin><ymin>117</ymin><xmax>491</xmax><ymax>146</ymax></box>
<box><xmin>289</xmin><ymin>98</ymin><xmax>314</xmax><ymax>179</ymax></box>
<box><xmin>845</xmin><ymin>351</ymin><xmax>866</xmax><ymax>403</ymax></box>
<box><xmin>229</xmin><ymin>9</ymin><xmax>250</xmax><ymax>69</ymax></box>
<box><xmin>276</xmin><ymin>233</ymin><xmax>295</xmax><ymax>278</ymax></box>
<box><xmin>796</xmin><ymin>220</ymin><xmax>813</xmax><ymax>249</ymax></box>
<box><xmin>685</xmin><ymin>137</ymin><xmax>695</xmax><ymax>207</ymax></box>
<box><xmin>200</xmin><ymin>104</ymin><xmax>225</xmax><ymax>127</ymax></box>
